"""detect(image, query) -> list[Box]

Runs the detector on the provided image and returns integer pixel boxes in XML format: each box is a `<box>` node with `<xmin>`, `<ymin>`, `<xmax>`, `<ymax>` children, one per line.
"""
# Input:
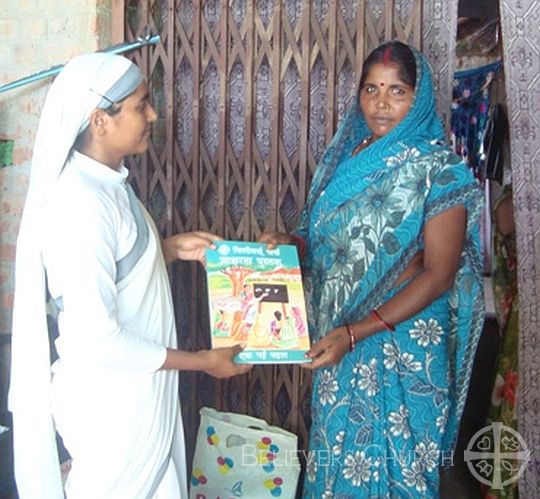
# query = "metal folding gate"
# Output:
<box><xmin>117</xmin><ymin>0</ymin><xmax>453</xmax><ymax>466</ymax></box>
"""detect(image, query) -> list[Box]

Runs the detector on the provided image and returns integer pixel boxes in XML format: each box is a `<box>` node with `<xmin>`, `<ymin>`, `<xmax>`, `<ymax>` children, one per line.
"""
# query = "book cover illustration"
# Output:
<box><xmin>205</xmin><ymin>241</ymin><xmax>310</xmax><ymax>364</ymax></box>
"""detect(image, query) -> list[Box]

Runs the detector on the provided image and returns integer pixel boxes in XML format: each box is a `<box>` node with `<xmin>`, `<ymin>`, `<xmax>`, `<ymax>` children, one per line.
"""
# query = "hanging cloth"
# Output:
<box><xmin>481</xmin><ymin>104</ymin><xmax>509</xmax><ymax>184</ymax></box>
<box><xmin>451</xmin><ymin>61</ymin><xmax>502</xmax><ymax>179</ymax></box>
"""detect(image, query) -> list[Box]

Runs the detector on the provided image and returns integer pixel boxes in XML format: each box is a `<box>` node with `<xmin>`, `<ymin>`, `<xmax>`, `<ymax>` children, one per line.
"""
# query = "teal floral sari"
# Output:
<box><xmin>298</xmin><ymin>48</ymin><xmax>484</xmax><ymax>498</ymax></box>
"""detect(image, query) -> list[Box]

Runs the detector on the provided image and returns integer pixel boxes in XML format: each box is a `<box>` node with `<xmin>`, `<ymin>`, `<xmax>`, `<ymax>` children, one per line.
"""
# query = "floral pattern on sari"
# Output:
<box><xmin>299</xmin><ymin>48</ymin><xmax>484</xmax><ymax>498</ymax></box>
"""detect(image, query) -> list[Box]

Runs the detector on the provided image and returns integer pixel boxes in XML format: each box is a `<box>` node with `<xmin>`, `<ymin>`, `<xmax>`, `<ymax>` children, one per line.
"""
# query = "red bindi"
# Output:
<box><xmin>380</xmin><ymin>83</ymin><xmax>385</xmax><ymax>86</ymax></box>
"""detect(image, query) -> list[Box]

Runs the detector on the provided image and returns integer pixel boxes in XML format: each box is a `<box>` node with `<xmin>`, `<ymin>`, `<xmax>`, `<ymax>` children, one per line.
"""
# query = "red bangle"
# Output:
<box><xmin>291</xmin><ymin>234</ymin><xmax>307</xmax><ymax>259</ymax></box>
<box><xmin>345</xmin><ymin>323</ymin><xmax>356</xmax><ymax>352</ymax></box>
<box><xmin>371</xmin><ymin>309</ymin><xmax>395</xmax><ymax>332</ymax></box>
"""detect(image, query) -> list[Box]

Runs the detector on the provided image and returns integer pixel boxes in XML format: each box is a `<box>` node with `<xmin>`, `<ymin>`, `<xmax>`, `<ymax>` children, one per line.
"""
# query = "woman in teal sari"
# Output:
<box><xmin>261</xmin><ymin>41</ymin><xmax>484</xmax><ymax>497</ymax></box>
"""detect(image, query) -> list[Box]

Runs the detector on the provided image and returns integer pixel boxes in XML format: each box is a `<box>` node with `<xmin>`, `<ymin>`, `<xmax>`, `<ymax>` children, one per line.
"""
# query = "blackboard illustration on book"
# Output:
<box><xmin>204</xmin><ymin>241</ymin><xmax>311</xmax><ymax>364</ymax></box>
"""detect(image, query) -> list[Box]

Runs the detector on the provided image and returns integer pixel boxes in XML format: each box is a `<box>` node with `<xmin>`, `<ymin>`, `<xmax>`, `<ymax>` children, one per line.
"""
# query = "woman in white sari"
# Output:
<box><xmin>9</xmin><ymin>53</ymin><xmax>251</xmax><ymax>499</ymax></box>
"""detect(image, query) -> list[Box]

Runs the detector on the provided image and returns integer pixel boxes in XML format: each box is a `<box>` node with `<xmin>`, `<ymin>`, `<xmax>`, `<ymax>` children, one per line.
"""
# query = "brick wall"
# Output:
<box><xmin>0</xmin><ymin>0</ymin><xmax>114</xmax><ymax>409</ymax></box>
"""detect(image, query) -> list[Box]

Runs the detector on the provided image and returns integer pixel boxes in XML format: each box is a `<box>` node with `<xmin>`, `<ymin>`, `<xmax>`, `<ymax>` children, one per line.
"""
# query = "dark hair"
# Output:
<box><xmin>102</xmin><ymin>102</ymin><xmax>123</xmax><ymax>117</ymax></box>
<box><xmin>359</xmin><ymin>41</ymin><xmax>416</xmax><ymax>89</ymax></box>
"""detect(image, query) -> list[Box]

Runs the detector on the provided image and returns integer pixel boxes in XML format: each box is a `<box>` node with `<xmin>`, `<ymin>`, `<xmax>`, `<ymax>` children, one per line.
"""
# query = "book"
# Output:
<box><xmin>204</xmin><ymin>241</ymin><xmax>311</xmax><ymax>364</ymax></box>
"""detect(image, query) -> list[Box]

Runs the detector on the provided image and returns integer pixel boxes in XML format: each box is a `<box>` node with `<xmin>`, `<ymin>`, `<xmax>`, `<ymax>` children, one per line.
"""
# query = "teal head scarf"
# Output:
<box><xmin>304</xmin><ymin>45</ymin><xmax>446</xmax><ymax>221</ymax></box>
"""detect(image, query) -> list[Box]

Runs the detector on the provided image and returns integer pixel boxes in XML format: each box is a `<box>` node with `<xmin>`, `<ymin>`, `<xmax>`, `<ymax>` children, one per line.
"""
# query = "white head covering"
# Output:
<box><xmin>9</xmin><ymin>53</ymin><xmax>143</xmax><ymax>499</ymax></box>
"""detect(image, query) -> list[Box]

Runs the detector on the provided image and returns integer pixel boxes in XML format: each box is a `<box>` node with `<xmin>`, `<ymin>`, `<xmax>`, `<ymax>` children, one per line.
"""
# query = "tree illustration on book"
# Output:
<box><xmin>205</xmin><ymin>241</ymin><xmax>311</xmax><ymax>364</ymax></box>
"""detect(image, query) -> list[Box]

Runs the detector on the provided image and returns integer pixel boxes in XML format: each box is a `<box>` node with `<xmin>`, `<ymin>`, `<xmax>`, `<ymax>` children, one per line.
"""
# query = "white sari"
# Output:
<box><xmin>43</xmin><ymin>152</ymin><xmax>187</xmax><ymax>498</ymax></box>
<box><xmin>10</xmin><ymin>54</ymin><xmax>187</xmax><ymax>498</ymax></box>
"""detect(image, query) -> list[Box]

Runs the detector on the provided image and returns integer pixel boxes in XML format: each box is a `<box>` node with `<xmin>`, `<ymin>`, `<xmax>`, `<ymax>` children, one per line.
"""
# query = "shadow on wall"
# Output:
<box><xmin>440</xmin><ymin>316</ymin><xmax>500</xmax><ymax>499</ymax></box>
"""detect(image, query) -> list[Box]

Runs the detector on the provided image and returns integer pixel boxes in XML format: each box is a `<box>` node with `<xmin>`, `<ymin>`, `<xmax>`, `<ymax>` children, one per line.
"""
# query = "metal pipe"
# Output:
<box><xmin>0</xmin><ymin>34</ymin><xmax>160</xmax><ymax>95</ymax></box>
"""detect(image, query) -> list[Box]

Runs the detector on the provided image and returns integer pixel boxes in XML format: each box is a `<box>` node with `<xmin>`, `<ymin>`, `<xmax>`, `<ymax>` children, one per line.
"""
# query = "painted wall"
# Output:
<box><xmin>0</xmin><ymin>0</ymin><xmax>113</xmax><ymax>407</ymax></box>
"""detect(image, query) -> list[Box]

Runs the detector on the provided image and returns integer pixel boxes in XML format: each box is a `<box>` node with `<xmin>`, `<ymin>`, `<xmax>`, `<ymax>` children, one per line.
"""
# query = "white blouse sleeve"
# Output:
<box><xmin>43</xmin><ymin>188</ymin><xmax>167</xmax><ymax>372</ymax></box>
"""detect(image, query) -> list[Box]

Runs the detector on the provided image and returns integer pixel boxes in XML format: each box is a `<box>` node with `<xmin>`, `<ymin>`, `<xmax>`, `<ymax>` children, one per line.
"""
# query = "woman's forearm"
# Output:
<box><xmin>160</xmin><ymin>347</ymin><xmax>252</xmax><ymax>378</ymax></box>
<box><xmin>349</xmin><ymin>205</ymin><xmax>467</xmax><ymax>340</ymax></box>
<box><xmin>161</xmin><ymin>348</ymin><xmax>207</xmax><ymax>370</ymax></box>
<box><xmin>349</xmin><ymin>266</ymin><xmax>458</xmax><ymax>341</ymax></box>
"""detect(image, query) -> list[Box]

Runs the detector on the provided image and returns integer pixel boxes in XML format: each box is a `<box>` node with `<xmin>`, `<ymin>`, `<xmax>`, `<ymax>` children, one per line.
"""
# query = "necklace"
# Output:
<box><xmin>351</xmin><ymin>135</ymin><xmax>373</xmax><ymax>156</ymax></box>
